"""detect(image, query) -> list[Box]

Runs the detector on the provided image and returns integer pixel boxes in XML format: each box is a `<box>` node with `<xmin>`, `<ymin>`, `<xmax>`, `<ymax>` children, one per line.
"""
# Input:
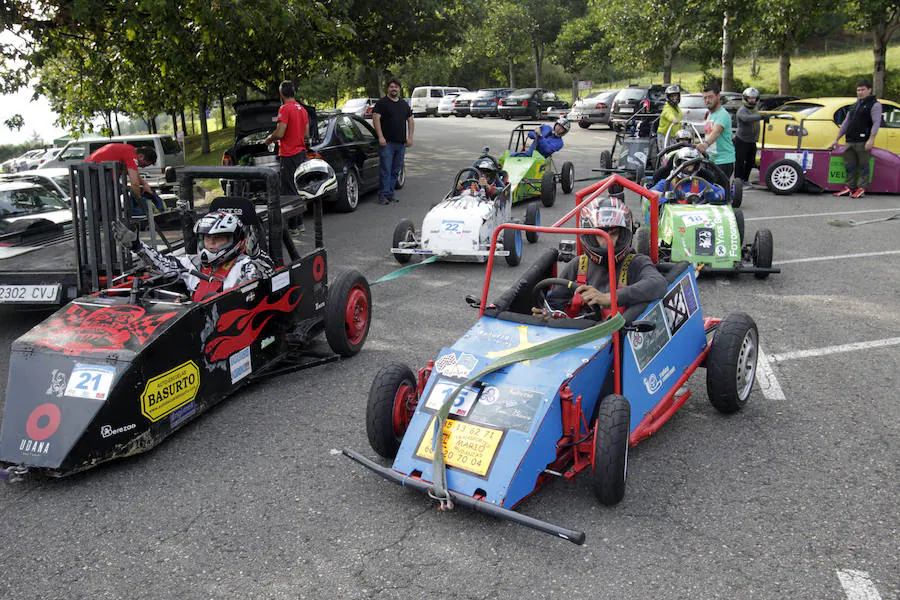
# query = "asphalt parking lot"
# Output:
<box><xmin>0</xmin><ymin>115</ymin><xmax>897</xmax><ymax>599</ymax></box>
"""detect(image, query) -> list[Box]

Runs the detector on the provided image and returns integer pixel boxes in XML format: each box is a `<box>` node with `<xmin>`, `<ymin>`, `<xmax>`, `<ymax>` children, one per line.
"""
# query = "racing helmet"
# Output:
<box><xmin>554</xmin><ymin>116</ymin><xmax>571</xmax><ymax>136</ymax></box>
<box><xmin>672</xmin><ymin>146</ymin><xmax>702</xmax><ymax>176</ymax></box>
<box><xmin>194</xmin><ymin>211</ymin><xmax>246</xmax><ymax>267</ymax></box>
<box><xmin>674</xmin><ymin>128</ymin><xmax>693</xmax><ymax>143</ymax></box>
<box><xmin>666</xmin><ymin>84</ymin><xmax>682</xmax><ymax>105</ymax></box>
<box><xmin>293</xmin><ymin>159</ymin><xmax>337</xmax><ymax>200</ymax></box>
<box><xmin>742</xmin><ymin>87</ymin><xmax>760</xmax><ymax>108</ymax></box>
<box><xmin>473</xmin><ymin>156</ymin><xmax>498</xmax><ymax>177</ymax></box>
<box><xmin>579</xmin><ymin>196</ymin><xmax>634</xmax><ymax>264</ymax></box>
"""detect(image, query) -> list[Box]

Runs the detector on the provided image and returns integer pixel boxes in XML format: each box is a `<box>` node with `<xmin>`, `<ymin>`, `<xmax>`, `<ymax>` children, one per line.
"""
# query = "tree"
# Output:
<box><xmin>4</xmin><ymin>114</ymin><xmax>25</xmax><ymax>131</ymax></box>
<box><xmin>461</xmin><ymin>1</ymin><xmax>531</xmax><ymax>87</ymax></box>
<box><xmin>848</xmin><ymin>0</ymin><xmax>900</xmax><ymax>97</ymax></box>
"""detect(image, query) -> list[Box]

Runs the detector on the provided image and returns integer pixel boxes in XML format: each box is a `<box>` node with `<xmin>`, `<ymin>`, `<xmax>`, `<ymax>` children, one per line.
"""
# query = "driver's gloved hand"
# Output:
<box><xmin>112</xmin><ymin>220</ymin><xmax>140</xmax><ymax>251</ymax></box>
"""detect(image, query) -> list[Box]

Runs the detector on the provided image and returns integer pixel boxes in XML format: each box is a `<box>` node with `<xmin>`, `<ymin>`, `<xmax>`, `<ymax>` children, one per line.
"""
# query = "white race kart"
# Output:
<box><xmin>391</xmin><ymin>162</ymin><xmax>541</xmax><ymax>266</ymax></box>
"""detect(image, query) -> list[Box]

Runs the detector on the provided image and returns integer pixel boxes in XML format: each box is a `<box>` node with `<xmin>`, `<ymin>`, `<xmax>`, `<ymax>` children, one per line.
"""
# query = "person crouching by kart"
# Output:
<box><xmin>532</xmin><ymin>196</ymin><xmax>666</xmax><ymax>320</ymax></box>
<box><xmin>457</xmin><ymin>156</ymin><xmax>506</xmax><ymax>199</ymax></box>
<box><xmin>649</xmin><ymin>147</ymin><xmax>726</xmax><ymax>204</ymax></box>
<box><xmin>512</xmin><ymin>117</ymin><xmax>570</xmax><ymax>158</ymax></box>
<box><xmin>113</xmin><ymin>211</ymin><xmax>275</xmax><ymax>302</ymax></box>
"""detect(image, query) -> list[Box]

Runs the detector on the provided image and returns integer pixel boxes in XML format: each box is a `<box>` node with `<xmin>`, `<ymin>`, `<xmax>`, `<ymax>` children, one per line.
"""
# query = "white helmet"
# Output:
<box><xmin>673</xmin><ymin>147</ymin><xmax>702</xmax><ymax>175</ymax></box>
<box><xmin>674</xmin><ymin>128</ymin><xmax>693</xmax><ymax>143</ymax></box>
<box><xmin>194</xmin><ymin>211</ymin><xmax>245</xmax><ymax>267</ymax></box>
<box><xmin>666</xmin><ymin>85</ymin><xmax>682</xmax><ymax>105</ymax></box>
<box><xmin>742</xmin><ymin>87</ymin><xmax>760</xmax><ymax>108</ymax></box>
<box><xmin>293</xmin><ymin>159</ymin><xmax>337</xmax><ymax>199</ymax></box>
<box><xmin>554</xmin><ymin>116</ymin><xmax>571</xmax><ymax>136</ymax></box>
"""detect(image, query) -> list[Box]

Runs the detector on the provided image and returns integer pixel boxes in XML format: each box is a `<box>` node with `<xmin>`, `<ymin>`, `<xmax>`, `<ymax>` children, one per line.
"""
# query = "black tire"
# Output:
<box><xmin>752</xmin><ymin>228</ymin><xmax>774</xmax><ymax>279</ymax></box>
<box><xmin>561</xmin><ymin>161</ymin><xmax>575</xmax><ymax>194</ymax></box>
<box><xmin>731</xmin><ymin>180</ymin><xmax>743</xmax><ymax>207</ymax></box>
<box><xmin>765</xmin><ymin>159</ymin><xmax>804</xmax><ymax>195</ymax></box>
<box><xmin>525</xmin><ymin>203</ymin><xmax>540</xmax><ymax>243</ymax></box>
<box><xmin>733</xmin><ymin>207</ymin><xmax>745</xmax><ymax>244</ymax></box>
<box><xmin>334</xmin><ymin>168</ymin><xmax>360</xmax><ymax>213</ymax></box>
<box><xmin>395</xmin><ymin>163</ymin><xmax>406</xmax><ymax>189</ymax></box>
<box><xmin>366</xmin><ymin>363</ymin><xmax>417</xmax><ymax>458</ymax></box>
<box><xmin>391</xmin><ymin>219</ymin><xmax>415</xmax><ymax>264</ymax></box>
<box><xmin>633</xmin><ymin>163</ymin><xmax>645</xmax><ymax>186</ymax></box>
<box><xmin>540</xmin><ymin>170</ymin><xmax>556</xmax><ymax>207</ymax></box>
<box><xmin>706</xmin><ymin>312</ymin><xmax>758</xmax><ymax>414</ymax></box>
<box><xmin>324</xmin><ymin>269</ymin><xmax>372</xmax><ymax>357</ymax></box>
<box><xmin>578</xmin><ymin>121</ymin><xmax>591</xmax><ymax>129</ymax></box>
<box><xmin>633</xmin><ymin>225</ymin><xmax>651</xmax><ymax>256</ymax></box>
<box><xmin>599</xmin><ymin>150</ymin><xmax>612</xmax><ymax>171</ymax></box>
<box><xmin>502</xmin><ymin>113</ymin><xmax>511</xmax><ymax>120</ymax></box>
<box><xmin>591</xmin><ymin>394</ymin><xmax>630</xmax><ymax>506</ymax></box>
<box><xmin>504</xmin><ymin>227</ymin><xmax>522</xmax><ymax>266</ymax></box>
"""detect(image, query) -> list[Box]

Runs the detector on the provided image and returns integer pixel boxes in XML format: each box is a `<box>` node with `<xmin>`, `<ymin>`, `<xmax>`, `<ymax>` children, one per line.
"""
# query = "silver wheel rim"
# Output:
<box><xmin>397</xmin><ymin>167</ymin><xmax>406</xmax><ymax>187</ymax></box>
<box><xmin>772</xmin><ymin>165</ymin><xmax>798</xmax><ymax>190</ymax></box>
<box><xmin>736</xmin><ymin>328</ymin><xmax>758</xmax><ymax>400</ymax></box>
<box><xmin>347</xmin><ymin>172</ymin><xmax>358</xmax><ymax>208</ymax></box>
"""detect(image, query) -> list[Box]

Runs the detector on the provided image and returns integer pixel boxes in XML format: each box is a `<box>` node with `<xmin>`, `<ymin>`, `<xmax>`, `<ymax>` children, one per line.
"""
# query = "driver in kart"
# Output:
<box><xmin>456</xmin><ymin>156</ymin><xmax>506</xmax><ymax>199</ymax></box>
<box><xmin>511</xmin><ymin>117</ymin><xmax>570</xmax><ymax>158</ymax></box>
<box><xmin>649</xmin><ymin>147</ymin><xmax>726</xmax><ymax>204</ymax></box>
<box><xmin>114</xmin><ymin>211</ymin><xmax>275</xmax><ymax>302</ymax></box>
<box><xmin>532</xmin><ymin>197</ymin><xmax>666</xmax><ymax>320</ymax></box>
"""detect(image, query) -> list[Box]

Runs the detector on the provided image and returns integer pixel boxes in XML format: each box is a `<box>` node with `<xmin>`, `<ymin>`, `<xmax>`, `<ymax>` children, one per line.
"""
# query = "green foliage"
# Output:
<box><xmin>699</xmin><ymin>71</ymin><xmax>750</xmax><ymax>93</ymax></box>
<box><xmin>3</xmin><ymin>114</ymin><xmax>25</xmax><ymax>131</ymax></box>
<box><xmin>0</xmin><ymin>142</ymin><xmax>45</xmax><ymax>164</ymax></box>
<box><xmin>790</xmin><ymin>69</ymin><xmax>900</xmax><ymax>100</ymax></box>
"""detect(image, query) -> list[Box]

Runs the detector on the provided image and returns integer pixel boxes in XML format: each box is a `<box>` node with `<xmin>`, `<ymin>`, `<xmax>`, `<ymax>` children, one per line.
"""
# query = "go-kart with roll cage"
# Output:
<box><xmin>0</xmin><ymin>164</ymin><xmax>372</xmax><ymax>481</ymax></box>
<box><xmin>758</xmin><ymin>117</ymin><xmax>900</xmax><ymax>195</ymax></box>
<box><xmin>498</xmin><ymin>123</ymin><xmax>576</xmax><ymax>207</ymax></box>
<box><xmin>633</xmin><ymin>149</ymin><xmax>778</xmax><ymax>279</ymax></box>
<box><xmin>595</xmin><ymin>107</ymin><xmax>660</xmax><ymax>193</ymax></box>
<box><xmin>343</xmin><ymin>174</ymin><xmax>761</xmax><ymax>544</ymax></box>
<box><xmin>391</xmin><ymin>152</ymin><xmax>542</xmax><ymax>266</ymax></box>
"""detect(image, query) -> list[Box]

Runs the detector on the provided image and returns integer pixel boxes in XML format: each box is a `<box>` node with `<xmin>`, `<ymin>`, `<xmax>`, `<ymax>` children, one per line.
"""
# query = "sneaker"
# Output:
<box><xmin>388</xmin><ymin>195</ymin><xmax>399</xmax><ymax>203</ymax></box>
<box><xmin>833</xmin><ymin>186</ymin><xmax>853</xmax><ymax>197</ymax></box>
<box><xmin>850</xmin><ymin>188</ymin><xmax>866</xmax><ymax>198</ymax></box>
<box><xmin>378</xmin><ymin>195</ymin><xmax>390</xmax><ymax>205</ymax></box>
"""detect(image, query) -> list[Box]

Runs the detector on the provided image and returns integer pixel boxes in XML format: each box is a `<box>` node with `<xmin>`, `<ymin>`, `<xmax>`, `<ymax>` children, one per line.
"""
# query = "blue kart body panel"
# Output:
<box><xmin>390</xmin><ymin>268</ymin><xmax>706</xmax><ymax>509</ymax></box>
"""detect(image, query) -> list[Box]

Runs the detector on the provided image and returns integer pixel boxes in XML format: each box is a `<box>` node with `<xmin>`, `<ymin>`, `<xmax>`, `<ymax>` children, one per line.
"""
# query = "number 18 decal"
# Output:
<box><xmin>64</xmin><ymin>364</ymin><xmax>117</xmax><ymax>401</ymax></box>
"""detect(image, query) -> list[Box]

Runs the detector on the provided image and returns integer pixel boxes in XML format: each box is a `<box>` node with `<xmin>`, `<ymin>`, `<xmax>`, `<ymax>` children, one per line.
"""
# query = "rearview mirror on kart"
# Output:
<box><xmin>623</xmin><ymin>320</ymin><xmax>656</xmax><ymax>333</ymax></box>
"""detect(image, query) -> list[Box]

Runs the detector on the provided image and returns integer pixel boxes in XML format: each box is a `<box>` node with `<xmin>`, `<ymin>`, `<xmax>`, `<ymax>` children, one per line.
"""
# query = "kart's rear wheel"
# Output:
<box><xmin>733</xmin><ymin>207</ymin><xmax>745</xmax><ymax>244</ymax></box>
<box><xmin>591</xmin><ymin>394</ymin><xmax>630</xmax><ymax>506</ymax></box>
<box><xmin>561</xmin><ymin>161</ymin><xmax>575</xmax><ymax>194</ymax></box>
<box><xmin>752</xmin><ymin>228</ymin><xmax>774</xmax><ymax>279</ymax></box>
<box><xmin>392</xmin><ymin>219</ymin><xmax>415</xmax><ymax>264</ymax></box>
<box><xmin>325</xmin><ymin>270</ymin><xmax>372</xmax><ymax>357</ymax></box>
<box><xmin>706</xmin><ymin>312</ymin><xmax>758</xmax><ymax>414</ymax></box>
<box><xmin>540</xmin><ymin>171</ymin><xmax>556</xmax><ymax>207</ymax></box>
<box><xmin>504</xmin><ymin>227</ymin><xmax>522</xmax><ymax>266</ymax></box>
<box><xmin>765</xmin><ymin>159</ymin><xmax>804</xmax><ymax>195</ymax></box>
<box><xmin>367</xmin><ymin>363</ymin><xmax>418</xmax><ymax>458</ymax></box>
<box><xmin>633</xmin><ymin>225</ymin><xmax>651</xmax><ymax>256</ymax></box>
<box><xmin>731</xmin><ymin>180</ymin><xmax>743</xmax><ymax>207</ymax></box>
<box><xmin>335</xmin><ymin>168</ymin><xmax>360</xmax><ymax>213</ymax></box>
<box><xmin>525</xmin><ymin>203</ymin><xmax>540</xmax><ymax>243</ymax></box>
<box><xmin>599</xmin><ymin>150</ymin><xmax>612</xmax><ymax>171</ymax></box>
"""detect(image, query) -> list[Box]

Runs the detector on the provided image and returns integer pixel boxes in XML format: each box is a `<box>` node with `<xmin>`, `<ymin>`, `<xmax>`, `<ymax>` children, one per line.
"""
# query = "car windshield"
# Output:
<box><xmin>616</xmin><ymin>88</ymin><xmax>647</xmax><ymax>101</ymax></box>
<box><xmin>344</xmin><ymin>99</ymin><xmax>367</xmax><ymax>108</ymax></box>
<box><xmin>508</xmin><ymin>89</ymin><xmax>537</xmax><ymax>99</ymax></box>
<box><xmin>771</xmin><ymin>102</ymin><xmax>823</xmax><ymax>116</ymax></box>
<box><xmin>0</xmin><ymin>183</ymin><xmax>68</xmax><ymax>217</ymax></box>
<box><xmin>475</xmin><ymin>90</ymin><xmax>498</xmax><ymax>98</ymax></box>
<box><xmin>680</xmin><ymin>96</ymin><xmax>707</xmax><ymax>109</ymax></box>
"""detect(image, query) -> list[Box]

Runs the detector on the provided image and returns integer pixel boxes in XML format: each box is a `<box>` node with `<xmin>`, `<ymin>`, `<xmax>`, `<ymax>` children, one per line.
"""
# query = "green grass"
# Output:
<box><xmin>183</xmin><ymin>126</ymin><xmax>234</xmax><ymax>166</ymax></box>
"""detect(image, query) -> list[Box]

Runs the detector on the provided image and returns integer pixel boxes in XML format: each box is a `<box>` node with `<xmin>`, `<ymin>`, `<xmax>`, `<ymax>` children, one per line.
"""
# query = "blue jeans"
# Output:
<box><xmin>379</xmin><ymin>142</ymin><xmax>406</xmax><ymax>197</ymax></box>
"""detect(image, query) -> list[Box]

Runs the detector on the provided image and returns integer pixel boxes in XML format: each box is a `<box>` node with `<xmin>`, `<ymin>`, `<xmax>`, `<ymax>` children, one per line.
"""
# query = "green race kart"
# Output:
<box><xmin>498</xmin><ymin>123</ymin><xmax>575</xmax><ymax>207</ymax></box>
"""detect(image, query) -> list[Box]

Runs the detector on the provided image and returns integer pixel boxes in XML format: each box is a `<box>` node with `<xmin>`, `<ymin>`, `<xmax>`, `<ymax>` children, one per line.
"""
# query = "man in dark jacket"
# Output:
<box><xmin>829</xmin><ymin>80</ymin><xmax>883</xmax><ymax>198</ymax></box>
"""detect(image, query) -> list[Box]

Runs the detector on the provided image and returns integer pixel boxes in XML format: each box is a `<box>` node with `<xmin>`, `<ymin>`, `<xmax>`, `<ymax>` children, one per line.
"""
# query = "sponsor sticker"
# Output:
<box><xmin>434</xmin><ymin>352</ymin><xmax>478</xmax><ymax>378</ymax></box>
<box><xmin>271</xmin><ymin>271</ymin><xmax>290</xmax><ymax>292</ymax></box>
<box><xmin>643</xmin><ymin>365</ymin><xmax>676</xmax><ymax>394</ymax></box>
<box><xmin>100</xmin><ymin>423</ymin><xmax>136</xmax><ymax>438</ymax></box>
<box><xmin>65</xmin><ymin>364</ymin><xmax>116</xmax><ymax>401</ymax></box>
<box><xmin>46</xmin><ymin>369</ymin><xmax>67</xmax><ymax>397</ymax></box>
<box><xmin>695</xmin><ymin>228</ymin><xmax>715</xmax><ymax>255</ymax></box>
<box><xmin>663</xmin><ymin>278</ymin><xmax>695</xmax><ymax>335</ymax></box>
<box><xmin>140</xmin><ymin>361</ymin><xmax>200</xmax><ymax>422</ymax></box>
<box><xmin>169</xmin><ymin>401</ymin><xmax>197</xmax><ymax>429</ymax></box>
<box><xmin>261</xmin><ymin>336</ymin><xmax>275</xmax><ymax>349</ymax></box>
<box><xmin>415</xmin><ymin>417</ymin><xmax>504</xmax><ymax>478</ymax></box>
<box><xmin>229</xmin><ymin>346</ymin><xmax>252</xmax><ymax>384</ymax></box>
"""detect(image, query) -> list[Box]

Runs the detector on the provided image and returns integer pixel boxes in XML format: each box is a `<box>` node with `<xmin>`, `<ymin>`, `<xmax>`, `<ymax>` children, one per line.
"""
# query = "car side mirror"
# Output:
<box><xmin>165</xmin><ymin>166</ymin><xmax>177</xmax><ymax>183</ymax></box>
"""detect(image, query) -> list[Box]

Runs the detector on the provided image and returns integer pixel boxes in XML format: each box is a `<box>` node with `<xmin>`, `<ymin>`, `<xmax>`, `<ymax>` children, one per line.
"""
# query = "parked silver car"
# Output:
<box><xmin>569</xmin><ymin>89</ymin><xmax>619</xmax><ymax>129</ymax></box>
<box><xmin>342</xmin><ymin>97</ymin><xmax>378</xmax><ymax>119</ymax></box>
<box><xmin>437</xmin><ymin>93</ymin><xmax>459</xmax><ymax>117</ymax></box>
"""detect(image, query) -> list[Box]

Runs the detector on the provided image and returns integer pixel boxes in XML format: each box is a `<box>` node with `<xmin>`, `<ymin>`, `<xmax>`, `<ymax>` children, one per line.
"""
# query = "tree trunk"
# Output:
<box><xmin>199</xmin><ymin>95</ymin><xmax>210</xmax><ymax>155</ymax></box>
<box><xmin>870</xmin><ymin>15</ymin><xmax>899</xmax><ymax>98</ymax></box>
<box><xmin>532</xmin><ymin>37</ymin><xmax>543</xmax><ymax>88</ymax></box>
<box><xmin>236</xmin><ymin>86</ymin><xmax>248</xmax><ymax>102</ymax></box>
<box><xmin>171</xmin><ymin>112</ymin><xmax>178</xmax><ymax>136</ymax></box>
<box><xmin>180</xmin><ymin>109</ymin><xmax>187</xmax><ymax>136</ymax></box>
<box><xmin>778</xmin><ymin>36</ymin><xmax>793</xmax><ymax>95</ymax></box>
<box><xmin>721</xmin><ymin>11</ymin><xmax>735</xmax><ymax>92</ymax></box>
<box><xmin>114</xmin><ymin>112</ymin><xmax>121</xmax><ymax>136</ymax></box>
<box><xmin>663</xmin><ymin>46</ymin><xmax>674</xmax><ymax>84</ymax></box>
<box><xmin>508</xmin><ymin>57</ymin><xmax>516</xmax><ymax>88</ymax></box>
<box><xmin>750</xmin><ymin>46</ymin><xmax>760</xmax><ymax>78</ymax></box>
<box><xmin>219</xmin><ymin>96</ymin><xmax>227</xmax><ymax>129</ymax></box>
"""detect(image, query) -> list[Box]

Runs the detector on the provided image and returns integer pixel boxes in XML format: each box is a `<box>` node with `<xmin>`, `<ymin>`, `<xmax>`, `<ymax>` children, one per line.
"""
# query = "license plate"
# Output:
<box><xmin>507</xmin><ymin>101</ymin><xmax>519</xmax><ymax>106</ymax></box>
<box><xmin>0</xmin><ymin>284</ymin><xmax>60</xmax><ymax>303</ymax></box>
<box><xmin>620</xmin><ymin>107</ymin><xmax>634</xmax><ymax>113</ymax></box>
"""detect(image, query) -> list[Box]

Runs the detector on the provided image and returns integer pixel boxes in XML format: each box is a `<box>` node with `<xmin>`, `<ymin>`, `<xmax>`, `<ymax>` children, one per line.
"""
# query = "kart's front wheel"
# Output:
<box><xmin>633</xmin><ymin>225</ymin><xmax>651</xmax><ymax>256</ymax></box>
<box><xmin>525</xmin><ymin>203</ymin><xmax>540</xmax><ymax>243</ymax></box>
<box><xmin>325</xmin><ymin>270</ymin><xmax>372</xmax><ymax>357</ymax></box>
<box><xmin>392</xmin><ymin>219</ymin><xmax>415</xmax><ymax>264</ymax></box>
<box><xmin>561</xmin><ymin>161</ymin><xmax>575</xmax><ymax>194</ymax></box>
<box><xmin>733</xmin><ymin>207</ymin><xmax>745</xmax><ymax>244</ymax></box>
<box><xmin>367</xmin><ymin>363</ymin><xmax>418</xmax><ymax>459</ymax></box>
<box><xmin>706</xmin><ymin>312</ymin><xmax>758</xmax><ymax>414</ymax></box>
<box><xmin>504</xmin><ymin>227</ymin><xmax>523</xmax><ymax>266</ymax></box>
<box><xmin>599</xmin><ymin>150</ymin><xmax>612</xmax><ymax>171</ymax></box>
<box><xmin>540</xmin><ymin>171</ymin><xmax>556</xmax><ymax>207</ymax></box>
<box><xmin>591</xmin><ymin>394</ymin><xmax>630</xmax><ymax>506</ymax></box>
<box><xmin>731</xmin><ymin>180</ymin><xmax>743</xmax><ymax>207</ymax></box>
<box><xmin>752</xmin><ymin>228</ymin><xmax>774</xmax><ymax>279</ymax></box>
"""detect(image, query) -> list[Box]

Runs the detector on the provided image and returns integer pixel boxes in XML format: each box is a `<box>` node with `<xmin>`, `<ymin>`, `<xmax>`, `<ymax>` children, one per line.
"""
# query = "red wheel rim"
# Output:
<box><xmin>344</xmin><ymin>284</ymin><xmax>370</xmax><ymax>345</ymax></box>
<box><xmin>391</xmin><ymin>383</ymin><xmax>417</xmax><ymax>436</ymax></box>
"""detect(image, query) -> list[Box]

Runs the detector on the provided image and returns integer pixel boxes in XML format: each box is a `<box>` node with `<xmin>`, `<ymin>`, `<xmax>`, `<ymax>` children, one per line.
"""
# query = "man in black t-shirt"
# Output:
<box><xmin>372</xmin><ymin>78</ymin><xmax>414</xmax><ymax>204</ymax></box>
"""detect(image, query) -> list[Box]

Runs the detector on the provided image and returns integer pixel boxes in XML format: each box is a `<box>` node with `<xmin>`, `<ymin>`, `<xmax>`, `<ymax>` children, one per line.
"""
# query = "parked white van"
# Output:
<box><xmin>409</xmin><ymin>86</ymin><xmax>468</xmax><ymax>117</ymax></box>
<box><xmin>39</xmin><ymin>134</ymin><xmax>185</xmax><ymax>189</ymax></box>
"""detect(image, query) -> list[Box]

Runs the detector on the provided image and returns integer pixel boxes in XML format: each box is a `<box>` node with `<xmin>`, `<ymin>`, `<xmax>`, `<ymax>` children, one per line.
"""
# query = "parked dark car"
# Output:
<box><xmin>222</xmin><ymin>100</ymin><xmax>383</xmax><ymax>212</ymax></box>
<box><xmin>470</xmin><ymin>88</ymin><xmax>514</xmax><ymax>118</ymax></box>
<box><xmin>609</xmin><ymin>84</ymin><xmax>668</xmax><ymax>127</ymax></box>
<box><xmin>498</xmin><ymin>88</ymin><xmax>569</xmax><ymax>120</ymax></box>
<box><xmin>452</xmin><ymin>91</ymin><xmax>478</xmax><ymax>117</ymax></box>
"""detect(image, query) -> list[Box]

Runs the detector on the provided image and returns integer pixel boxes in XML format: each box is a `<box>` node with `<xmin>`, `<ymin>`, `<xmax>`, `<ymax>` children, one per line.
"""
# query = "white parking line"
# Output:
<box><xmin>836</xmin><ymin>569</ymin><xmax>882</xmax><ymax>600</ymax></box>
<box><xmin>746</xmin><ymin>207</ymin><xmax>900</xmax><ymax>221</ymax></box>
<box><xmin>774</xmin><ymin>250</ymin><xmax>900</xmax><ymax>265</ymax></box>
<box><xmin>755</xmin><ymin>346</ymin><xmax>785</xmax><ymax>400</ymax></box>
<box><xmin>768</xmin><ymin>337</ymin><xmax>900</xmax><ymax>363</ymax></box>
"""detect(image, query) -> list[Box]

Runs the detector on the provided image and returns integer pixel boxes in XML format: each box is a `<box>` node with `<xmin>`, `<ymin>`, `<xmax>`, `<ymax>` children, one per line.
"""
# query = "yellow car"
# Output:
<box><xmin>759</xmin><ymin>97</ymin><xmax>900</xmax><ymax>152</ymax></box>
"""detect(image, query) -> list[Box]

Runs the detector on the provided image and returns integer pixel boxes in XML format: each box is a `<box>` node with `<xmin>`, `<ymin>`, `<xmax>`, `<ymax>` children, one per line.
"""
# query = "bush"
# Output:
<box><xmin>791</xmin><ymin>70</ymin><xmax>898</xmax><ymax>101</ymax></box>
<box><xmin>698</xmin><ymin>71</ymin><xmax>749</xmax><ymax>94</ymax></box>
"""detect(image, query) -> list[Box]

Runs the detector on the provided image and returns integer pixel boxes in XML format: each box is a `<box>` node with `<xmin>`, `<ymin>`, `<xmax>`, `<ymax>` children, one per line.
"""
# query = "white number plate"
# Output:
<box><xmin>620</xmin><ymin>107</ymin><xmax>634</xmax><ymax>113</ymax></box>
<box><xmin>65</xmin><ymin>364</ymin><xmax>116</xmax><ymax>401</ymax></box>
<box><xmin>0</xmin><ymin>284</ymin><xmax>60</xmax><ymax>303</ymax></box>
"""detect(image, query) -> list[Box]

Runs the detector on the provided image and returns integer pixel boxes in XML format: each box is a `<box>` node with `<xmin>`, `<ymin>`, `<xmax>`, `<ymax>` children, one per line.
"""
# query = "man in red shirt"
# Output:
<box><xmin>264</xmin><ymin>80</ymin><xmax>310</xmax><ymax>233</ymax></box>
<box><xmin>85</xmin><ymin>143</ymin><xmax>157</xmax><ymax>198</ymax></box>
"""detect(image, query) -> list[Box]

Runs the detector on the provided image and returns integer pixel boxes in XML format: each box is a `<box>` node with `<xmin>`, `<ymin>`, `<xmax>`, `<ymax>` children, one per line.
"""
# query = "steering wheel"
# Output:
<box><xmin>532</xmin><ymin>278</ymin><xmax>603</xmax><ymax>320</ymax></box>
<box><xmin>669</xmin><ymin>175</ymin><xmax>711</xmax><ymax>204</ymax></box>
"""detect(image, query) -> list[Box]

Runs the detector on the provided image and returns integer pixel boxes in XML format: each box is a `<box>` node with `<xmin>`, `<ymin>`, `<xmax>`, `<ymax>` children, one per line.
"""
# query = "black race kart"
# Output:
<box><xmin>0</xmin><ymin>165</ymin><xmax>372</xmax><ymax>480</ymax></box>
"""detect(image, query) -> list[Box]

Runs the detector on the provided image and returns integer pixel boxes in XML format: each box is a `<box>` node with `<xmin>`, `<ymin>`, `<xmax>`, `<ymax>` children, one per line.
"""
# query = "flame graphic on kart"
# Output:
<box><xmin>204</xmin><ymin>287</ymin><xmax>302</xmax><ymax>363</ymax></box>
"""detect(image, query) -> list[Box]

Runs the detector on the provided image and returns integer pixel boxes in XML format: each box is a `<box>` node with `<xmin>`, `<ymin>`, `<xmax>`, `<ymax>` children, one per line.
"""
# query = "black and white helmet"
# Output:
<box><xmin>666</xmin><ymin>84</ymin><xmax>682</xmax><ymax>105</ymax></box>
<box><xmin>293</xmin><ymin>159</ymin><xmax>337</xmax><ymax>199</ymax></box>
<box><xmin>580</xmin><ymin>196</ymin><xmax>633</xmax><ymax>264</ymax></box>
<box><xmin>554</xmin><ymin>116</ymin><xmax>571</xmax><ymax>136</ymax></box>
<box><xmin>742</xmin><ymin>87</ymin><xmax>760</xmax><ymax>108</ymax></box>
<box><xmin>473</xmin><ymin>156</ymin><xmax>498</xmax><ymax>176</ymax></box>
<box><xmin>674</xmin><ymin>128</ymin><xmax>693</xmax><ymax>143</ymax></box>
<box><xmin>194</xmin><ymin>211</ymin><xmax>245</xmax><ymax>267</ymax></box>
<box><xmin>672</xmin><ymin>147</ymin><xmax>702</xmax><ymax>175</ymax></box>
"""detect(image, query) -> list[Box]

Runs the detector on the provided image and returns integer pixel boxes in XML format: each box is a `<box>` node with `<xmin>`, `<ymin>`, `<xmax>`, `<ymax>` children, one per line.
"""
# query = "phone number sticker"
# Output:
<box><xmin>64</xmin><ymin>364</ymin><xmax>116</xmax><ymax>401</ymax></box>
<box><xmin>415</xmin><ymin>417</ymin><xmax>504</xmax><ymax>478</ymax></box>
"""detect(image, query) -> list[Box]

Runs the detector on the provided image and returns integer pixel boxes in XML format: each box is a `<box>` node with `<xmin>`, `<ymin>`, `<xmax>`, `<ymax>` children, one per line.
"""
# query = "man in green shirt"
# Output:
<box><xmin>696</xmin><ymin>85</ymin><xmax>735</xmax><ymax>180</ymax></box>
